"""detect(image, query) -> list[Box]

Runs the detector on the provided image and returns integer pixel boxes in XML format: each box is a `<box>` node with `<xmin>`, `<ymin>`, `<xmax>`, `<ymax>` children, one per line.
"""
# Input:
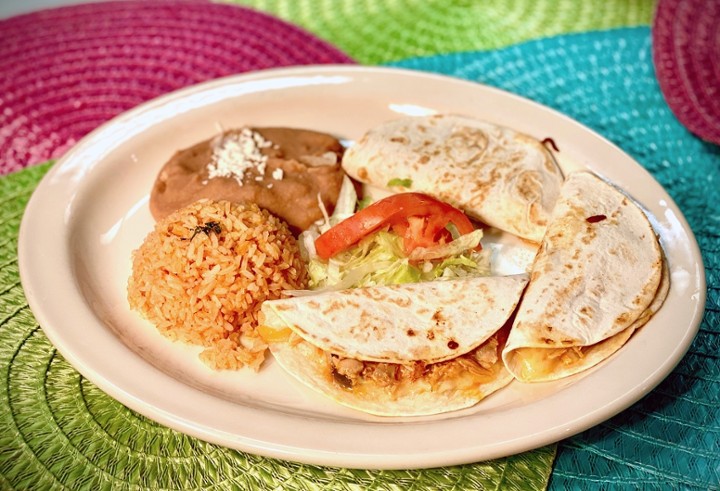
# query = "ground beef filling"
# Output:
<box><xmin>150</xmin><ymin>127</ymin><xmax>345</xmax><ymax>233</ymax></box>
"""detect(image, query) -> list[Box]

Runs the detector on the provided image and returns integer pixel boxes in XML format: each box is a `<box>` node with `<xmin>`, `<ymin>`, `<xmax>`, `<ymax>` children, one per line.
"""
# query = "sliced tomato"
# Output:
<box><xmin>397</xmin><ymin>215</ymin><xmax>453</xmax><ymax>252</ymax></box>
<box><xmin>314</xmin><ymin>192</ymin><xmax>475</xmax><ymax>259</ymax></box>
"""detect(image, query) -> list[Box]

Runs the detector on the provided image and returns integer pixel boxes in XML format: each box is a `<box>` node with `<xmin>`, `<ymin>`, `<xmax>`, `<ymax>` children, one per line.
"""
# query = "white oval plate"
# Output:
<box><xmin>18</xmin><ymin>66</ymin><xmax>706</xmax><ymax>470</ymax></box>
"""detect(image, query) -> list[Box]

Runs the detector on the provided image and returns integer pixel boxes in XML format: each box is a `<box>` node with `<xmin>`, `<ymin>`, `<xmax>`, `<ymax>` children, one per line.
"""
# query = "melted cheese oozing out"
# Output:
<box><xmin>510</xmin><ymin>347</ymin><xmax>587</xmax><ymax>380</ymax></box>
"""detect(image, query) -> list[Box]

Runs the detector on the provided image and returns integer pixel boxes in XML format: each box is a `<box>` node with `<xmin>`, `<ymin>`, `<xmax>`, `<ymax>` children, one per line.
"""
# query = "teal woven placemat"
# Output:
<box><xmin>230</xmin><ymin>0</ymin><xmax>655</xmax><ymax>64</ymax></box>
<box><xmin>0</xmin><ymin>164</ymin><xmax>556</xmax><ymax>489</ymax></box>
<box><xmin>3</xmin><ymin>1</ymin><xmax>718</xmax><ymax>487</ymax></box>
<box><xmin>392</xmin><ymin>26</ymin><xmax>720</xmax><ymax>489</ymax></box>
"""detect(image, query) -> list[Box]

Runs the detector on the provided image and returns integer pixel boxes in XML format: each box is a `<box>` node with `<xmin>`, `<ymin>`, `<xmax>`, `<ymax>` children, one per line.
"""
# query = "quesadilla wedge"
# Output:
<box><xmin>260</xmin><ymin>274</ymin><xmax>528</xmax><ymax>416</ymax></box>
<box><xmin>342</xmin><ymin>114</ymin><xmax>563</xmax><ymax>242</ymax></box>
<box><xmin>502</xmin><ymin>171</ymin><xmax>669</xmax><ymax>382</ymax></box>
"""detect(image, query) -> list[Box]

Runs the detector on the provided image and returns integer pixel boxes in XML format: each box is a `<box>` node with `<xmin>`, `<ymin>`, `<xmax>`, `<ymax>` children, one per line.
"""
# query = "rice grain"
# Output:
<box><xmin>128</xmin><ymin>199</ymin><xmax>307</xmax><ymax>370</ymax></box>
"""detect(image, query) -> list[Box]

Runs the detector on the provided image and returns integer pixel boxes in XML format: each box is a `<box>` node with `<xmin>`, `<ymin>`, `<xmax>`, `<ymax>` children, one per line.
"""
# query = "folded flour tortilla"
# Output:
<box><xmin>260</xmin><ymin>274</ymin><xmax>528</xmax><ymax>416</ymax></box>
<box><xmin>502</xmin><ymin>171</ymin><xmax>669</xmax><ymax>382</ymax></box>
<box><xmin>342</xmin><ymin>114</ymin><xmax>563</xmax><ymax>242</ymax></box>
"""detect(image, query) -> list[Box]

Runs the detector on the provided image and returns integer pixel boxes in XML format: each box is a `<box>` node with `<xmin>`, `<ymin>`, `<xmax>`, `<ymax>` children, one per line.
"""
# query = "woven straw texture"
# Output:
<box><xmin>0</xmin><ymin>0</ymin><xmax>353</xmax><ymax>174</ymax></box>
<box><xmin>231</xmin><ymin>0</ymin><xmax>655</xmax><ymax>64</ymax></box>
<box><xmin>0</xmin><ymin>1</ymin><xmax>559</xmax><ymax>490</ymax></box>
<box><xmin>2</xmin><ymin>0</ymin><xmax>720</xmax><ymax>489</ymax></box>
<box><xmin>393</xmin><ymin>27</ymin><xmax>720</xmax><ymax>489</ymax></box>
<box><xmin>652</xmin><ymin>0</ymin><xmax>720</xmax><ymax>145</ymax></box>
<box><xmin>0</xmin><ymin>164</ymin><xmax>556</xmax><ymax>488</ymax></box>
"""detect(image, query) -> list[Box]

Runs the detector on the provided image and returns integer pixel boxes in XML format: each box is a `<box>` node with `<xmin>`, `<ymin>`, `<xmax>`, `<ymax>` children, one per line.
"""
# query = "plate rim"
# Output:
<box><xmin>17</xmin><ymin>64</ymin><xmax>707</xmax><ymax>469</ymax></box>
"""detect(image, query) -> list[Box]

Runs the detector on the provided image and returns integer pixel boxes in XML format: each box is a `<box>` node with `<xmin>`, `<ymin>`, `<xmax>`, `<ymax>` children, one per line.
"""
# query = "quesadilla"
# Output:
<box><xmin>502</xmin><ymin>171</ymin><xmax>669</xmax><ymax>382</ymax></box>
<box><xmin>260</xmin><ymin>274</ymin><xmax>529</xmax><ymax>416</ymax></box>
<box><xmin>342</xmin><ymin>114</ymin><xmax>563</xmax><ymax>242</ymax></box>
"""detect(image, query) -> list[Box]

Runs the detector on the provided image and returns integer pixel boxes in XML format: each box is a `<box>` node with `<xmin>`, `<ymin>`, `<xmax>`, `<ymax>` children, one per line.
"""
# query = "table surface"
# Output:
<box><xmin>1</xmin><ymin>1</ymin><xmax>718</xmax><ymax>489</ymax></box>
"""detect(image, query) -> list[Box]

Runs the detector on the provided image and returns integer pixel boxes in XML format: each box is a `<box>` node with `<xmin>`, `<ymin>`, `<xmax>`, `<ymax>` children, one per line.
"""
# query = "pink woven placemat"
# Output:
<box><xmin>652</xmin><ymin>0</ymin><xmax>720</xmax><ymax>145</ymax></box>
<box><xmin>0</xmin><ymin>0</ymin><xmax>353</xmax><ymax>175</ymax></box>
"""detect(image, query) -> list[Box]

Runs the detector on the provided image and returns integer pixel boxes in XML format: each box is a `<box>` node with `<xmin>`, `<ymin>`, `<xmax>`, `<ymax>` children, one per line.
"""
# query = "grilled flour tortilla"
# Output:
<box><xmin>342</xmin><ymin>114</ymin><xmax>563</xmax><ymax>242</ymax></box>
<box><xmin>502</xmin><ymin>171</ymin><xmax>669</xmax><ymax>382</ymax></box>
<box><xmin>260</xmin><ymin>274</ymin><xmax>529</xmax><ymax>416</ymax></box>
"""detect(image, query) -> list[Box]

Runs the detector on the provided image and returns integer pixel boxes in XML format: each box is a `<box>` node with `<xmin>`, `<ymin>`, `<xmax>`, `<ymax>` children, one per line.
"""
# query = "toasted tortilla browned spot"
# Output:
<box><xmin>502</xmin><ymin>171</ymin><xmax>669</xmax><ymax>382</ymax></box>
<box><xmin>342</xmin><ymin>114</ymin><xmax>563</xmax><ymax>242</ymax></box>
<box><xmin>260</xmin><ymin>272</ymin><xmax>530</xmax><ymax>416</ymax></box>
<box><xmin>267</xmin><ymin>330</ymin><xmax>513</xmax><ymax>416</ymax></box>
<box><xmin>261</xmin><ymin>274</ymin><xmax>529</xmax><ymax>365</ymax></box>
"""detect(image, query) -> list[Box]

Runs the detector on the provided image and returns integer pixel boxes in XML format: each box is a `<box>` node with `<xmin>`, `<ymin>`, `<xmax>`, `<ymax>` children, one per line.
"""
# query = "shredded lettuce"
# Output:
<box><xmin>356</xmin><ymin>196</ymin><xmax>373</xmax><ymax>210</ymax></box>
<box><xmin>299</xmin><ymin>176</ymin><xmax>356</xmax><ymax>262</ymax></box>
<box><xmin>306</xmin><ymin>229</ymin><xmax>490</xmax><ymax>291</ymax></box>
<box><xmin>408</xmin><ymin>229</ymin><xmax>483</xmax><ymax>261</ymax></box>
<box><xmin>387</xmin><ymin>177</ymin><xmax>413</xmax><ymax>188</ymax></box>
<box><xmin>329</xmin><ymin>175</ymin><xmax>357</xmax><ymax>226</ymax></box>
<box><xmin>297</xmin><ymin>180</ymin><xmax>490</xmax><ymax>293</ymax></box>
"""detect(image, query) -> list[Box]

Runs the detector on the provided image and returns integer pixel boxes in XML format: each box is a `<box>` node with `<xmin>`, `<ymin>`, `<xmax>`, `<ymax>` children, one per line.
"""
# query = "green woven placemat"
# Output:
<box><xmin>228</xmin><ymin>0</ymin><xmax>655</xmax><ymax>64</ymax></box>
<box><xmin>0</xmin><ymin>162</ymin><xmax>555</xmax><ymax>489</ymax></box>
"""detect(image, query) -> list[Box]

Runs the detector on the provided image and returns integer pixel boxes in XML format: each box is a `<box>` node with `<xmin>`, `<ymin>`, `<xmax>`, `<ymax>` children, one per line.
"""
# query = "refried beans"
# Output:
<box><xmin>149</xmin><ymin>127</ymin><xmax>345</xmax><ymax>232</ymax></box>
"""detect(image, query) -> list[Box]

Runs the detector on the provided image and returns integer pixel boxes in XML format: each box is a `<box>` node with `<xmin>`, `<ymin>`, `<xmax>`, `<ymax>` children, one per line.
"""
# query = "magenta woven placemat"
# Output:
<box><xmin>0</xmin><ymin>0</ymin><xmax>353</xmax><ymax>175</ymax></box>
<box><xmin>652</xmin><ymin>0</ymin><xmax>720</xmax><ymax>145</ymax></box>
